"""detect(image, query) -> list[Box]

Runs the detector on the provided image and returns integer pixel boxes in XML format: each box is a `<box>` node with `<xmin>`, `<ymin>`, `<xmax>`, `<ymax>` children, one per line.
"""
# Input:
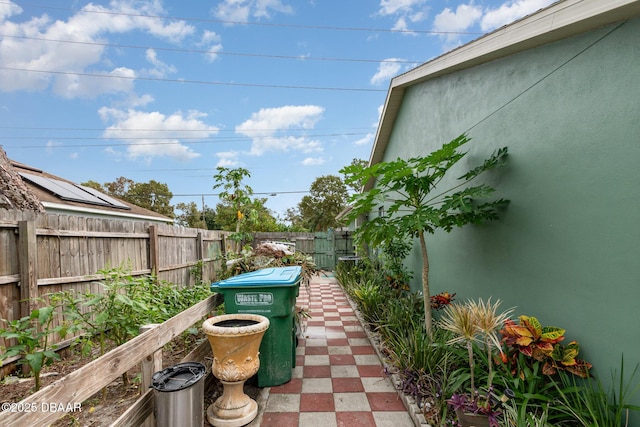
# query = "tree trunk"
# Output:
<box><xmin>418</xmin><ymin>230</ymin><xmax>432</xmax><ymax>333</ymax></box>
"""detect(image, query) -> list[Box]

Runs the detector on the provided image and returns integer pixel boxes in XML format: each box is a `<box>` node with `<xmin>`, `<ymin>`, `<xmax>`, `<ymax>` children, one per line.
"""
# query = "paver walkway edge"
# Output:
<box><xmin>245</xmin><ymin>272</ymin><xmax>422</xmax><ymax>427</ymax></box>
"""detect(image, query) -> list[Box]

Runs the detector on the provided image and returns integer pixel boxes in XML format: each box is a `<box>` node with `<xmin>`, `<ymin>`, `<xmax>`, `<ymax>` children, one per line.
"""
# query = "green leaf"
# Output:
<box><xmin>25</xmin><ymin>352</ymin><xmax>44</xmax><ymax>373</ymax></box>
<box><xmin>43</xmin><ymin>350</ymin><xmax>61</xmax><ymax>362</ymax></box>
<box><xmin>37</xmin><ymin>306</ymin><xmax>55</xmax><ymax>325</ymax></box>
<box><xmin>541</xmin><ymin>326</ymin><xmax>565</xmax><ymax>342</ymax></box>
<box><xmin>115</xmin><ymin>294</ymin><xmax>134</xmax><ymax>306</ymax></box>
<box><xmin>95</xmin><ymin>312</ymin><xmax>109</xmax><ymax>324</ymax></box>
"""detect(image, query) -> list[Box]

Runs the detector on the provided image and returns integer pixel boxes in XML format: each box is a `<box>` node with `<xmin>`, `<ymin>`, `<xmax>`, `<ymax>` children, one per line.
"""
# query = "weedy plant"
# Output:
<box><xmin>0</xmin><ymin>293</ymin><xmax>70</xmax><ymax>391</ymax></box>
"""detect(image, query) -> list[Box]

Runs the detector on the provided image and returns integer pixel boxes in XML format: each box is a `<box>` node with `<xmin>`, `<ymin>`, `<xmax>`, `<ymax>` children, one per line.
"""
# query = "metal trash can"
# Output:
<box><xmin>151</xmin><ymin>362</ymin><xmax>206</xmax><ymax>427</ymax></box>
<box><xmin>211</xmin><ymin>266</ymin><xmax>301</xmax><ymax>387</ymax></box>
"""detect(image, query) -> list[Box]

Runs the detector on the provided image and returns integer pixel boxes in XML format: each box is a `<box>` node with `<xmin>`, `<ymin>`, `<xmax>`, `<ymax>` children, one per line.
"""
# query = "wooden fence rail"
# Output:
<box><xmin>0</xmin><ymin>293</ymin><xmax>223</xmax><ymax>427</ymax></box>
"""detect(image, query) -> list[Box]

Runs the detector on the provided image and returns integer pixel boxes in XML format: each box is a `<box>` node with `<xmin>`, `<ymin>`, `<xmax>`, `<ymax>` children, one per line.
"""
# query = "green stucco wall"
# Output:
<box><xmin>381</xmin><ymin>18</ymin><xmax>640</xmax><ymax>410</ymax></box>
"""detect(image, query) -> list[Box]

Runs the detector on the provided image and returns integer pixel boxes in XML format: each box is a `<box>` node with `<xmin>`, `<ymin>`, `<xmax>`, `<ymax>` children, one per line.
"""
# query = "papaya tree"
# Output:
<box><xmin>213</xmin><ymin>167</ymin><xmax>254</xmax><ymax>243</ymax></box>
<box><xmin>340</xmin><ymin>134</ymin><xmax>509</xmax><ymax>332</ymax></box>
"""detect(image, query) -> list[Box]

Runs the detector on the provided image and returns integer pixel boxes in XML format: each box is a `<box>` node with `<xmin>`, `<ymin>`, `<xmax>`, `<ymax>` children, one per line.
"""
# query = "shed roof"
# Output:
<box><xmin>367</xmin><ymin>0</ymin><xmax>640</xmax><ymax>190</ymax></box>
<box><xmin>4</xmin><ymin>153</ymin><xmax>172</xmax><ymax>222</ymax></box>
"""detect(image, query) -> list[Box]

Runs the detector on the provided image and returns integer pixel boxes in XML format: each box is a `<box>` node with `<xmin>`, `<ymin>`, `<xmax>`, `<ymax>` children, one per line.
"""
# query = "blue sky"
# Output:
<box><xmin>0</xmin><ymin>0</ymin><xmax>553</xmax><ymax>219</ymax></box>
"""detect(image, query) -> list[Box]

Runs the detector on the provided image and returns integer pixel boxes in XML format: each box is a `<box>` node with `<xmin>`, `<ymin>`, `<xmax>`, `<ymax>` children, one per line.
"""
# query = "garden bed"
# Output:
<box><xmin>0</xmin><ymin>332</ymin><xmax>260</xmax><ymax>426</ymax></box>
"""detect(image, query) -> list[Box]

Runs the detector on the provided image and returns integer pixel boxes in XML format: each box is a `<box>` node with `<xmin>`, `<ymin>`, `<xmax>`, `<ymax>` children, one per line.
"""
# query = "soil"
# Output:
<box><xmin>0</xmin><ymin>333</ymin><xmax>260</xmax><ymax>426</ymax></box>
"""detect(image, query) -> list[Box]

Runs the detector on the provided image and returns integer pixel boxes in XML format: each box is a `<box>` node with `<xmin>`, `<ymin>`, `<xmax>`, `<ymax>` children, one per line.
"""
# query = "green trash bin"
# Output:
<box><xmin>211</xmin><ymin>266</ymin><xmax>301</xmax><ymax>387</ymax></box>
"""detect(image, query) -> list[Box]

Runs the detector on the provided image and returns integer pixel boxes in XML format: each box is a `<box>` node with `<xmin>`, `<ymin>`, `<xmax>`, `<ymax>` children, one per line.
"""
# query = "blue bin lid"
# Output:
<box><xmin>211</xmin><ymin>266</ymin><xmax>302</xmax><ymax>289</ymax></box>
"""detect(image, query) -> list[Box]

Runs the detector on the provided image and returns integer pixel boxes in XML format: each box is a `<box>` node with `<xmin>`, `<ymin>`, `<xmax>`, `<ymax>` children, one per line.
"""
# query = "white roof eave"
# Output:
<box><xmin>42</xmin><ymin>202</ymin><xmax>174</xmax><ymax>224</ymax></box>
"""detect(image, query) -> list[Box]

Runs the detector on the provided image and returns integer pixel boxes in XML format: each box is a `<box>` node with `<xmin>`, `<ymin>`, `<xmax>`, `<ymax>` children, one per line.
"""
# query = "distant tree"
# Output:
<box><xmin>344</xmin><ymin>159</ymin><xmax>368</xmax><ymax>192</ymax></box>
<box><xmin>81</xmin><ymin>180</ymin><xmax>104</xmax><ymax>191</ymax></box>
<box><xmin>283</xmin><ymin>207</ymin><xmax>306</xmax><ymax>231</ymax></box>
<box><xmin>298</xmin><ymin>175</ymin><xmax>349</xmax><ymax>231</ymax></box>
<box><xmin>82</xmin><ymin>177</ymin><xmax>174</xmax><ymax>218</ymax></box>
<box><xmin>202</xmin><ymin>206</ymin><xmax>218</xmax><ymax>230</ymax></box>
<box><xmin>104</xmin><ymin>177</ymin><xmax>135</xmax><ymax>198</ymax></box>
<box><xmin>125</xmin><ymin>180</ymin><xmax>174</xmax><ymax>217</ymax></box>
<box><xmin>175</xmin><ymin>202</ymin><xmax>207</xmax><ymax>229</ymax></box>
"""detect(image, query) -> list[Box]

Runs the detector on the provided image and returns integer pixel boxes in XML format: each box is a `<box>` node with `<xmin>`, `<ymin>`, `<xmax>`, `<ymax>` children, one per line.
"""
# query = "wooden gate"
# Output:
<box><xmin>312</xmin><ymin>230</ymin><xmax>356</xmax><ymax>270</ymax></box>
<box><xmin>313</xmin><ymin>231</ymin><xmax>335</xmax><ymax>270</ymax></box>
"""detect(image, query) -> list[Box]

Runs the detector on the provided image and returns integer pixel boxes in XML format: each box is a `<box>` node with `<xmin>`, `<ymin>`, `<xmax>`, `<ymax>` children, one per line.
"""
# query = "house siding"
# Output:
<box><xmin>380</xmin><ymin>17</ymin><xmax>640</xmax><ymax>409</ymax></box>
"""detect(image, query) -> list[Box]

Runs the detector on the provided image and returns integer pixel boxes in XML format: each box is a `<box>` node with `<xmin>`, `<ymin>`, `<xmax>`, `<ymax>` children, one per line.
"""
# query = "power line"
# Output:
<box><xmin>173</xmin><ymin>190</ymin><xmax>310</xmax><ymax>198</ymax></box>
<box><xmin>0</xmin><ymin>66</ymin><xmax>386</xmax><ymax>92</ymax></box>
<box><xmin>0</xmin><ymin>34</ymin><xmax>425</xmax><ymax>65</ymax></box>
<box><xmin>0</xmin><ymin>125</ymin><xmax>373</xmax><ymax>132</ymax></box>
<box><xmin>0</xmin><ymin>132</ymin><xmax>370</xmax><ymax>148</ymax></box>
<box><xmin>4</xmin><ymin>2</ymin><xmax>484</xmax><ymax>36</ymax></box>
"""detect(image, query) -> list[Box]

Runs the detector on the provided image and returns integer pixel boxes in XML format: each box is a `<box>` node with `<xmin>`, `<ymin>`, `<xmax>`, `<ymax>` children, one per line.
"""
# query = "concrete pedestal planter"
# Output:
<box><xmin>202</xmin><ymin>313</ymin><xmax>269</xmax><ymax>427</ymax></box>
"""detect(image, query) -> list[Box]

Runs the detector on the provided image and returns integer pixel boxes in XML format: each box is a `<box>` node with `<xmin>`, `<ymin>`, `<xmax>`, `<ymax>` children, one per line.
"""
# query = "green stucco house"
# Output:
<box><xmin>367</xmin><ymin>0</ymin><xmax>640</xmax><ymax>413</ymax></box>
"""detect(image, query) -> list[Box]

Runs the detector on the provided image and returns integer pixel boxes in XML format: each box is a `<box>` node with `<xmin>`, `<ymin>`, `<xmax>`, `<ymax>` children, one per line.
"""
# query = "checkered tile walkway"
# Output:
<box><xmin>259</xmin><ymin>273</ymin><xmax>414</xmax><ymax>427</ymax></box>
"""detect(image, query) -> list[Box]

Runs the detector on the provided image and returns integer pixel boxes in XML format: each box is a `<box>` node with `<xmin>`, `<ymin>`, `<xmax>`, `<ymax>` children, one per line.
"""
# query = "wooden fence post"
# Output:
<box><xmin>196</xmin><ymin>232</ymin><xmax>204</xmax><ymax>286</ymax></box>
<box><xmin>140</xmin><ymin>324</ymin><xmax>162</xmax><ymax>427</ymax></box>
<box><xmin>148</xmin><ymin>225</ymin><xmax>159</xmax><ymax>278</ymax></box>
<box><xmin>18</xmin><ymin>220</ymin><xmax>38</xmax><ymax>317</ymax></box>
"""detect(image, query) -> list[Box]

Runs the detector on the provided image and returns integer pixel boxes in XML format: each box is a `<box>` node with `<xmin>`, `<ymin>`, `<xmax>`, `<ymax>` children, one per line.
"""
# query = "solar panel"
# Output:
<box><xmin>79</xmin><ymin>185</ymin><xmax>131</xmax><ymax>210</ymax></box>
<box><xmin>20</xmin><ymin>172</ymin><xmax>131</xmax><ymax>210</ymax></box>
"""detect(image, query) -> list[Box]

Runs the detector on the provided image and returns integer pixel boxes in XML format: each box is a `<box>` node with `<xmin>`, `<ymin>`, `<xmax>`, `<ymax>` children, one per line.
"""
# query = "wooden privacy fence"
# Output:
<box><xmin>0</xmin><ymin>209</ymin><xmax>231</xmax><ymax>353</ymax></box>
<box><xmin>252</xmin><ymin>231</ymin><xmax>356</xmax><ymax>270</ymax></box>
<box><xmin>0</xmin><ymin>208</ymin><xmax>356</xmax><ymax>355</ymax></box>
<box><xmin>0</xmin><ymin>293</ymin><xmax>224</xmax><ymax>427</ymax></box>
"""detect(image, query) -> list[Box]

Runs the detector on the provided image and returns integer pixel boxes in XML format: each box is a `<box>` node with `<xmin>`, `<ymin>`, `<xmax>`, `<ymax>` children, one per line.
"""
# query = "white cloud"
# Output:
<box><xmin>301</xmin><ymin>157</ymin><xmax>325</xmax><ymax>166</ymax></box>
<box><xmin>378</xmin><ymin>0</ymin><xmax>427</xmax><ymax>33</ymax></box>
<box><xmin>53</xmin><ymin>67</ymin><xmax>136</xmax><ymax>99</ymax></box>
<box><xmin>121</xmin><ymin>93</ymin><xmax>155</xmax><ymax>108</ymax></box>
<box><xmin>143</xmin><ymin>49</ymin><xmax>177</xmax><ymax>78</ymax></box>
<box><xmin>216</xmin><ymin>151</ymin><xmax>241</xmax><ymax>167</ymax></box>
<box><xmin>200</xmin><ymin>31</ymin><xmax>223</xmax><ymax>62</ymax></box>
<box><xmin>379</xmin><ymin>0</ymin><xmax>425</xmax><ymax>16</ymax></box>
<box><xmin>432</xmin><ymin>3</ymin><xmax>482</xmax><ymax>47</ymax></box>
<box><xmin>0</xmin><ymin>0</ymin><xmax>195</xmax><ymax>97</ymax></box>
<box><xmin>81</xmin><ymin>1</ymin><xmax>194</xmax><ymax>43</ymax></box>
<box><xmin>214</xmin><ymin>0</ymin><xmax>293</xmax><ymax>23</ymax></box>
<box><xmin>254</xmin><ymin>0</ymin><xmax>294</xmax><ymax>18</ymax></box>
<box><xmin>98</xmin><ymin>107</ymin><xmax>220</xmax><ymax>161</ymax></box>
<box><xmin>433</xmin><ymin>4</ymin><xmax>483</xmax><ymax>34</ymax></box>
<box><xmin>0</xmin><ymin>1</ymin><xmax>22</xmax><ymax>20</ymax></box>
<box><xmin>481</xmin><ymin>0</ymin><xmax>554</xmax><ymax>32</ymax></box>
<box><xmin>370</xmin><ymin>59</ymin><xmax>404</xmax><ymax>86</ymax></box>
<box><xmin>236</xmin><ymin>105</ymin><xmax>324</xmax><ymax>156</ymax></box>
<box><xmin>354</xmin><ymin>133</ymin><xmax>374</xmax><ymax>146</ymax></box>
<box><xmin>391</xmin><ymin>16</ymin><xmax>410</xmax><ymax>32</ymax></box>
<box><xmin>46</xmin><ymin>140</ymin><xmax>60</xmax><ymax>154</ymax></box>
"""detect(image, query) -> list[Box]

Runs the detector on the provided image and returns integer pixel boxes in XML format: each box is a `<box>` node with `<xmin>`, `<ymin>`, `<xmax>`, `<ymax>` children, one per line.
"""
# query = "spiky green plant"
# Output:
<box><xmin>439</xmin><ymin>302</ymin><xmax>480</xmax><ymax>394</ymax></box>
<box><xmin>468</xmin><ymin>298</ymin><xmax>514</xmax><ymax>391</ymax></box>
<box><xmin>439</xmin><ymin>299</ymin><xmax>513</xmax><ymax>397</ymax></box>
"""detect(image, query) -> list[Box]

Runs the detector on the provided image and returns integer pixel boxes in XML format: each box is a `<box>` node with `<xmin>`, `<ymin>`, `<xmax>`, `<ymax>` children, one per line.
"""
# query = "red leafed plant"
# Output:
<box><xmin>500</xmin><ymin>315</ymin><xmax>592</xmax><ymax>378</ymax></box>
<box><xmin>430</xmin><ymin>291</ymin><xmax>456</xmax><ymax>310</ymax></box>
